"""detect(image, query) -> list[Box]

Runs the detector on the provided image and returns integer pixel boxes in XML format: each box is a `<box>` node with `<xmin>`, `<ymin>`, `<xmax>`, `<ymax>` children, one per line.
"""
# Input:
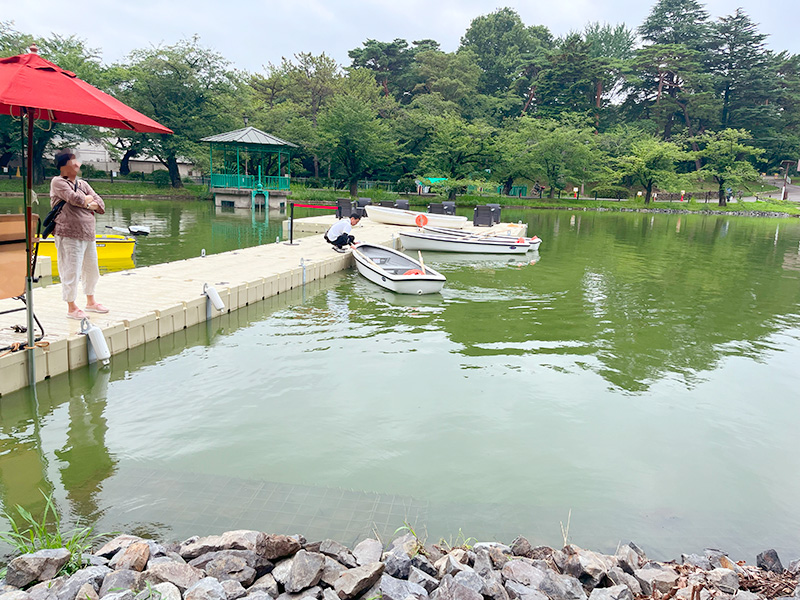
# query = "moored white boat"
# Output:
<box><xmin>419</xmin><ymin>226</ymin><xmax>542</xmax><ymax>251</ymax></box>
<box><xmin>399</xmin><ymin>229</ymin><xmax>531</xmax><ymax>254</ymax></box>
<box><xmin>364</xmin><ymin>205</ymin><xmax>467</xmax><ymax>229</ymax></box>
<box><xmin>352</xmin><ymin>243</ymin><xmax>446</xmax><ymax>295</ymax></box>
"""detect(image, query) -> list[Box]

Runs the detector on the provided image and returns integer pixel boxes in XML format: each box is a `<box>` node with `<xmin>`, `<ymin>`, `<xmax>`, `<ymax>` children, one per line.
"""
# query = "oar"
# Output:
<box><xmin>105</xmin><ymin>225</ymin><xmax>130</xmax><ymax>235</ymax></box>
<box><xmin>418</xmin><ymin>251</ymin><xmax>427</xmax><ymax>275</ymax></box>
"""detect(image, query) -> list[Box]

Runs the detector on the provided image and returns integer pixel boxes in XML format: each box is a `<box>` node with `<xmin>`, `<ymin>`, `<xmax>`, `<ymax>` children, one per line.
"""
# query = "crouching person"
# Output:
<box><xmin>325</xmin><ymin>213</ymin><xmax>360</xmax><ymax>252</ymax></box>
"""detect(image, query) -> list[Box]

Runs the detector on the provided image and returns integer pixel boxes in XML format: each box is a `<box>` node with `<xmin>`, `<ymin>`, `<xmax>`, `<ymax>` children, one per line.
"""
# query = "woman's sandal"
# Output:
<box><xmin>67</xmin><ymin>309</ymin><xmax>88</xmax><ymax>320</ymax></box>
<box><xmin>85</xmin><ymin>303</ymin><xmax>109</xmax><ymax>313</ymax></box>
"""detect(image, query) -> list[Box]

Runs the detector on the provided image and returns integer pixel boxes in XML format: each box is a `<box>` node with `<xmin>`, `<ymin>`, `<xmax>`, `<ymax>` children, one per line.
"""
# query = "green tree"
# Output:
<box><xmin>694</xmin><ymin>128</ymin><xmax>763</xmax><ymax>206</ymax></box>
<box><xmin>638</xmin><ymin>0</ymin><xmax>711</xmax><ymax>50</ymax></box>
<box><xmin>512</xmin><ymin>116</ymin><xmax>598</xmax><ymax>197</ymax></box>
<box><xmin>610</xmin><ymin>136</ymin><xmax>686</xmax><ymax>203</ymax></box>
<box><xmin>317</xmin><ymin>92</ymin><xmax>396</xmax><ymax>197</ymax></box>
<box><xmin>348</xmin><ymin>38</ymin><xmax>438</xmax><ymax>99</ymax></box>
<box><xmin>117</xmin><ymin>37</ymin><xmax>240</xmax><ymax>187</ymax></box>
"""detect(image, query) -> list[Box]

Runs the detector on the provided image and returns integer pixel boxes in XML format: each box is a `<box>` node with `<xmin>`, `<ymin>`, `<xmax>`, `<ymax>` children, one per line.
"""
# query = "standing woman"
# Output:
<box><xmin>50</xmin><ymin>149</ymin><xmax>109</xmax><ymax>320</ymax></box>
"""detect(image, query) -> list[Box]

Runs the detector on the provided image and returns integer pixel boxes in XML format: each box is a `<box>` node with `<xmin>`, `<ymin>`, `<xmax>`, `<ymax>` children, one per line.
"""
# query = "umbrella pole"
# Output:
<box><xmin>22</xmin><ymin>109</ymin><xmax>36</xmax><ymax>386</ymax></box>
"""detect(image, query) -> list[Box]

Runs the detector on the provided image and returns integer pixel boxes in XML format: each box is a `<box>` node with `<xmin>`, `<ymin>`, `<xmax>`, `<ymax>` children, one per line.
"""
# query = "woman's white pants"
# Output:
<box><xmin>54</xmin><ymin>236</ymin><xmax>99</xmax><ymax>302</ymax></box>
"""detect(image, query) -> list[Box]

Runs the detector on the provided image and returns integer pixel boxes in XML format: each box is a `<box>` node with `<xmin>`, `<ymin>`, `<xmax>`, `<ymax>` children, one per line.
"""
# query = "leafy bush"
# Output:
<box><xmin>0</xmin><ymin>492</ymin><xmax>107</xmax><ymax>577</ymax></box>
<box><xmin>396</xmin><ymin>177</ymin><xmax>417</xmax><ymax>193</ymax></box>
<box><xmin>151</xmin><ymin>170</ymin><xmax>171</xmax><ymax>188</ymax></box>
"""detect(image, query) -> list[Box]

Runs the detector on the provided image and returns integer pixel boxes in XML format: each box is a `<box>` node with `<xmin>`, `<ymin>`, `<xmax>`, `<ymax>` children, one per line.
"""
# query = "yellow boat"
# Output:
<box><xmin>37</xmin><ymin>234</ymin><xmax>136</xmax><ymax>275</ymax></box>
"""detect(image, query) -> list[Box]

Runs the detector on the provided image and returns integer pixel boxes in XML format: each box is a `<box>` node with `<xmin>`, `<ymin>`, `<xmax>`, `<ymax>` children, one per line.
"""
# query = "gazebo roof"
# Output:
<box><xmin>200</xmin><ymin>126</ymin><xmax>298</xmax><ymax>148</ymax></box>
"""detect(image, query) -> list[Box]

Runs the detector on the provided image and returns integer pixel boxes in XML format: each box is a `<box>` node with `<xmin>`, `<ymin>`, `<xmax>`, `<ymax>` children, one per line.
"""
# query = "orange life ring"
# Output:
<box><xmin>403</xmin><ymin>269</ymin><xmax>424</xmax><ymax>275</ymax></box>
<box><xmin>415</xmin><ymin>214</ymin><xmax>428</xmax><ymax>227</ymax></box>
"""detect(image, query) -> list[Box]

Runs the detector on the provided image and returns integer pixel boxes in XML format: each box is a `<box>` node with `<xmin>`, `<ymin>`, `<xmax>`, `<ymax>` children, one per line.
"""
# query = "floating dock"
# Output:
<box><xmin>0</xmin><ymin>216</ymin><xmax>526</xmax><ymax>396</ymax></box>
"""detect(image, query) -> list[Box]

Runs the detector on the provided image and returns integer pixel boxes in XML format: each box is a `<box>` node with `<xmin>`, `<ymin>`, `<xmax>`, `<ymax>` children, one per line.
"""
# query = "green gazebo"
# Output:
<box><xmin>200</xmin><ymin>127</ymin><xmax>298</xmax><ymax>209</ymax></box>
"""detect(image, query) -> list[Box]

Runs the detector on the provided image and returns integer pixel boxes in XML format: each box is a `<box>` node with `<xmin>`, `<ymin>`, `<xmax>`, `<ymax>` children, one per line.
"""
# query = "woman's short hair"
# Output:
<box><xmin>54</xmin><ymin>150</ymin><xmax>75</xmax><ymax>169</ymax></box>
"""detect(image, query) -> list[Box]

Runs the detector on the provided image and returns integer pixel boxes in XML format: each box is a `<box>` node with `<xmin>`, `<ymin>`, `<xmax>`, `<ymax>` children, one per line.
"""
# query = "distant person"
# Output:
<box><xmin>50</xmin><ymin>149</ymin><xmax>108</xmax><ymax>320</ymax></box>
<box><xmin>325</xmin><ymin>213</ymin><xmax>360</xmax><ymax>252</ymax></box>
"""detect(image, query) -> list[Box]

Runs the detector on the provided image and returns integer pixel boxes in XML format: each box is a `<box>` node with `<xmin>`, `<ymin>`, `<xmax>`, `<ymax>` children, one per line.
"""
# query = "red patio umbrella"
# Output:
<box><xmin>0</xmin><ymin>45</ymin><xmax>172</xmax><ymax>385</ymax></box>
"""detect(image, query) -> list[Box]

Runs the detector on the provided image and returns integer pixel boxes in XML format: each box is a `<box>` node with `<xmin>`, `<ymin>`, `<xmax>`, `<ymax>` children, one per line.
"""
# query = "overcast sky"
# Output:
<box><xmin>2</xmin><ymin>0</ymin><xmax>798</xmax><ymax>72</ymax></box>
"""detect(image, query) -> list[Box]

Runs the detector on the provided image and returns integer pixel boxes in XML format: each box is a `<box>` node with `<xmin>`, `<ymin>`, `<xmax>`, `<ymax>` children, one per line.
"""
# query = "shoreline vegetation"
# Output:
<box><xmin>1</xmin><ymin>529</ymin><xmax>799</xmax><ymax>600</ymax></box>
<box><xmin>0</xmin><ymin>180</ymin><xmax>797</xmax><ymax>218</ymax></box>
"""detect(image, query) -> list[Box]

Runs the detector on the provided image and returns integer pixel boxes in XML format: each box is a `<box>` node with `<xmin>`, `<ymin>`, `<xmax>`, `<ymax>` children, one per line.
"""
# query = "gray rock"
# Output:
<box><xmin>275</xmin><ymin>587</ymin><xmax>320</xmax><ymax>600</ymax></box>
<box><xmin>181</xmin><ymin>532</ymin><xmax>266</xmax><ymax>560</ymax></box>
<box><xmin>411</xmin><ymin>555</ymin><xmax>437</xmax><ymax>578</ymax></box>
<box><xmin>482</xmin><ymin>573</ymin><xmax>511</xmax><ymax>600</ymax></box>
<box><xmin>489</xmin><ymin>548</ymin><xmax>510</xmax><ymax>571</ymax></box>
<box><xmin>99</xmin><ymin>570</ymin><xmax>142</xmax><ymax>597</ymax></box>
<box><xmin>756</xmin><ymin>550</ymin><xmax>783</xmax><ymax>574</ymax></box>
<box><xmin>112</xmin><ymin>543</ymin><xmax>151</xmax><ymax>572</ymax></box>
<box><xmin>435</xmin><ymin>556</ymin><xmax>472</xmax><ymax>579</ymax></box>
<box><xmin>384</xmin><ymin>550</ymin><xmax>412</xmax><ymax>580</ymax></box>
<box><xmin>190</xmin><ymin>551</ymin><xmax>272</xmax><ymax>577</ymax></box>
<box><xmin>247</xmin><ymin>574</ymin><xmax>278</xmax><ymax>598</ymax></box>
<box><xmin>537</xmin><ymin>571</ymin><xmax>588</xmax><ymax>600</ymax></box>
<box><xmin>605</xmin><ymin>567</ymin><xmax>641</xmax><ymax>597</ymax></box>
<box><xmin>101</xmin><ymin>591</ymin><xmax>134</xmax><ymax>600</ymax></box>
<box><xmin>285</xmin><ymin>551</ymin><xmax>324</xmax><ymax>593</ymax></box>
<box><xmin>261</xmin><ymin>536</ymin><xmax>302</xmax><ymax>562</ymax></box>
<box><xmin>557</xmin><ymin>546</ymin><xmax>612</xmax><ymax>590</ymax></box>
<box><xmin>352</xmin><ymin>540</ymin><xmax>382</xmax><ymax>568</ymax></box>
<box><xmin>732</xmin><ymin>592</ymin><xmax>761</xmax><ymax>600</ymax></box>
<box><xmin>704</xmin><ymin>550</ymin><xmax>740</xmax><ymax>572</ymax></box>
<box><xmin>6</xmin><ymin>549</ymin><xmax>72</xmax><ymax>588</ymax></box>
<box><xmin>474</xmin><ymin>543</ymin><xmax>511</xmax><ymax>555</ymax></box>
<box><xmin>431</xmin><ymin>575</ymin><xmax>482</xmax><ymax>600</ymax></box>
<box><xmin>588</xmin><ymin>586</ymin><xmax>632</xmax><ymax>600</ymax></box>
<box><xmin>244</xmin><ymin>593</ymin><xmax>276</xmax><ymax>600</ymax></box>
<box><xmin>788</xmin><ymin>560</ymin><xmax>800</xmax><ymax>575</ymax></box>
<box><xmin>333</xmin><ymin>562</ymin><xmax>384</xmax><ymax>600</ymax></box>
<box><xmin>511</xmin><ymin>538</ymin><xmax>534</xmax><ymax>559</ymax></box>
<box><xmin>473</xmin><ymin>550</ymin><xmax>493</xmax><ymax>577</ymax></box>
<box><xmin>681</xmin><ymin>555</ymin><xmax>712</xmax><ymax>571</ymax></box>
<box><xmin>27</xmin><ymin>577</ymin><xmax>67</xmax><ymax>600</ymax></box>
<box><xmin>615</xmin><ymin>546</ymin><xmax>642</xmax><ymax>575</ymax></box>
<box><xmin>206</xmin><ymin>556</ymin><xmax>257</xmax><ymax>587</ymax></box>
<box><xmin>633</xmin><ymin>568</ymin><xmax>679</xmax><ymax>596</ymax></box>
<box><xmin>56</xmin><ymin>567</ymin><xmax>112</xmax><ymax>600</ymax></box>
<box><xmin>318</xmin><ymin>542</ymin><xmax>356</xmax><ymax>569</ymax></box>
<box><xmin>320</xmin><ymin>590</ymin><xmax>338</xmax><ymax>600</ymax></box>
<box><xmin>707</xmin><ymin>569</ymin><xmax>739</xmax><ymax>594</ymax></box>
<box><xmin>1</xmin><ymin>593</ymin><xmax>33</xmax><ymax>600</ymax></box>
<box><xmin>320</xmin><ymin>558</ymin><xmax>345</xmax><ymax>587</ymax></box>
<box><xmin>502</xmin><ymin>560</ymin><xmax>547</xmax><ymax>588</ymax></box>
<box><xmin>96</xmin><ymin>537</ymin><xmax>145</xmax><ymax>559</ymax></box>
<box><xmin>81</xmin><ymin>555</ymin><xmax>109</xmax><ymax>568</ymax></box>
<box><xmin>271</xmin><ymin>559</ymin><xmax>292</xmax><ymax>587</ymax></box>
<box><xmin>185</xmin><ymin>578</ymin><xmax>227</xmax><ymax>600</ymax></box>
<box><xmin>453</xmin><ymin>571</ymin><xmax>484</xmax><ymax>595</ymax></box>
<box><xmin>141</xmin><ymin>562</ymin><xmax>205</xmax><ymax>592</ymax></box>
<box><xmin>408</xmin><ymin>568</ymin><xmax>439</xmax><ymax>594</ymax></box>
<box><xmin>221</xmin><ymin>581</ymin><xmax>246</xmax><ymax>600</ymax></box>
<box><xmin>370</xmin><ymin>574</ymin><xmax>428</xmax><ymax>600</ymax></box>
<box><xmin>504</xmin><ymin>582</ymin><xmax>548</xmax><ymax>600</ymax></box>
<box><xmin>134</xmin><ymin>583</ymin><xmax>181</xmax><ymax>600</ymax></box>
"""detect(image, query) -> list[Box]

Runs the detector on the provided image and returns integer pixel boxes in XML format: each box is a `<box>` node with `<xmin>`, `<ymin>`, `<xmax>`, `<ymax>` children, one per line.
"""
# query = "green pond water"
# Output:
<box><xmin>2</xmin><ymin>197</ymin><xmax>800</xmax><ymax>562</ymax></box>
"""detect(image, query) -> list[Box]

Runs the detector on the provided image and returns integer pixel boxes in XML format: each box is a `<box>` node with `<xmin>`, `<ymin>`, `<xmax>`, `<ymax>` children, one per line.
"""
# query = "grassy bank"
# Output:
<box><xmin>0</xmin><ymin>178</ymin><xmax>210</xmax><ymax>199</ymax></box>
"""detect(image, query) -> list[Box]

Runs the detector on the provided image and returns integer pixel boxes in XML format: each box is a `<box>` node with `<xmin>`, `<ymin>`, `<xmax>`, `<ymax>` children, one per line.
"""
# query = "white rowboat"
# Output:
<box><xmin>418</xmin><ymin>226</ymin><xmax>542</xmax><ymax>251</ymax></box>
<box><xmin>364</xmin><ymin>205</ymin><xmax>467</xmax><ymax>229</ymax></box>
<box><xmin>352</xmin><ymin>243</ymin><xmax>446</xmax><ymax>295</ymax></box>
<box><xmin>399</xmin><ymin>229</ymin><xmax>531</xmax><ymax>254</ymax></box>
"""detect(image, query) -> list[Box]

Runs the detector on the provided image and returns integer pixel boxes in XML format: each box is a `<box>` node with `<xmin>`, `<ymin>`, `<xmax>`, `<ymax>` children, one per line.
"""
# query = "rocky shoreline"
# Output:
<box><xmin>2</xmin><ymin>532</ymin><xmax>799</xmax><ymax>600</ymax></box>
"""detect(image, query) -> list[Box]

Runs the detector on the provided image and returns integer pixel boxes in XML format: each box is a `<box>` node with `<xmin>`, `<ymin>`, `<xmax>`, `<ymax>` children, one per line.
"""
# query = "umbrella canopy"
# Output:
<box><xmin>0</xmin><ymin>51</ymin><xmax>172</xmax><ymax>133</ymax></box>
<box><xmin>0</xmin><ymin>46</ymin><xmax>172</xmax><ymax>386</ymax></box>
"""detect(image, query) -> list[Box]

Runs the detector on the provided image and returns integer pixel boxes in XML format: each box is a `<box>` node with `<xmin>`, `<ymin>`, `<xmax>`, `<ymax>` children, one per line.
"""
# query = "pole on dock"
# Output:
<box><xmin>284</xmin><ymin>202</ymin><xmax>299</xmax><ymax>245</ymax></box>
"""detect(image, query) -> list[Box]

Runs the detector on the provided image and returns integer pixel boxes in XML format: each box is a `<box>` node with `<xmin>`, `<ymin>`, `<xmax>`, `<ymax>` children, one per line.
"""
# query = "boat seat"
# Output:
<box><xmin>485</xmin><ymin>203</ymin><xmax>501</xmax><ymax>224</ymax></box>
<box><xmin>395</xmin><ymin>199</ymin><xmax>409</xmax><ymax>210</ymax></box>
<box><xmin>354</xmin><ymin>198</ymin><xmax>372</xmax><ymax>218</ymax></box>
<box><xmin>473</xmin><ymin>205</ymin><xmax>495</xmax><ymax>227</ymax></box>
<box><xmin>336</xmin><ymin>198</ymin><xmax>353</xmax><ymax>219</ymax></box>
<box><xmin>428</xmin><ymin>203</ymin><xmax>445</xmax><ymax>214</ymax></box>
<box><xmin>379</xmin><ymin>201</ymin><xmax>395</xmax><ymax>207</ymax></box>
<box><xmin>442</xmin><ymin>201</ymin><xmax>456</xmax><ymax>215</ymax></box>
<box><xmin>0</xmin><ymin>214</ymin><xmax>45</xmax><ymax>349</ymax></box>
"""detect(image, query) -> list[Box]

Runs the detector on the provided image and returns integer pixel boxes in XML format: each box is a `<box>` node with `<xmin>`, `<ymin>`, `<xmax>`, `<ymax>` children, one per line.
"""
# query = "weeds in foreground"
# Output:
<box><xmin>0</xmin><ymin>491</ymin><xmax>107</xmax><ymax>577</ymax></box>
<box><xmin>394</xmin><ymin>521</ymin><xmax>427</xmax><ymax>557</ymax></box>
<box><xmin>438</xmin><ymin>528</ymin><xmax>477</xmax><ymax>552</ymax></box>
<box><xmin>560</xmin><ymin>509</ymin><xmax>572</xmax><ymax>547</ymax></box>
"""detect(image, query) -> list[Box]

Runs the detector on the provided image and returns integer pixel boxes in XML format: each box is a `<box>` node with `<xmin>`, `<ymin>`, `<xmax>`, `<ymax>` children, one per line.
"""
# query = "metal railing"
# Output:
<box><xmin>210</xmin><ymin>174</ymin><xmax>290</xmax><ymax>190</ymax></box>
